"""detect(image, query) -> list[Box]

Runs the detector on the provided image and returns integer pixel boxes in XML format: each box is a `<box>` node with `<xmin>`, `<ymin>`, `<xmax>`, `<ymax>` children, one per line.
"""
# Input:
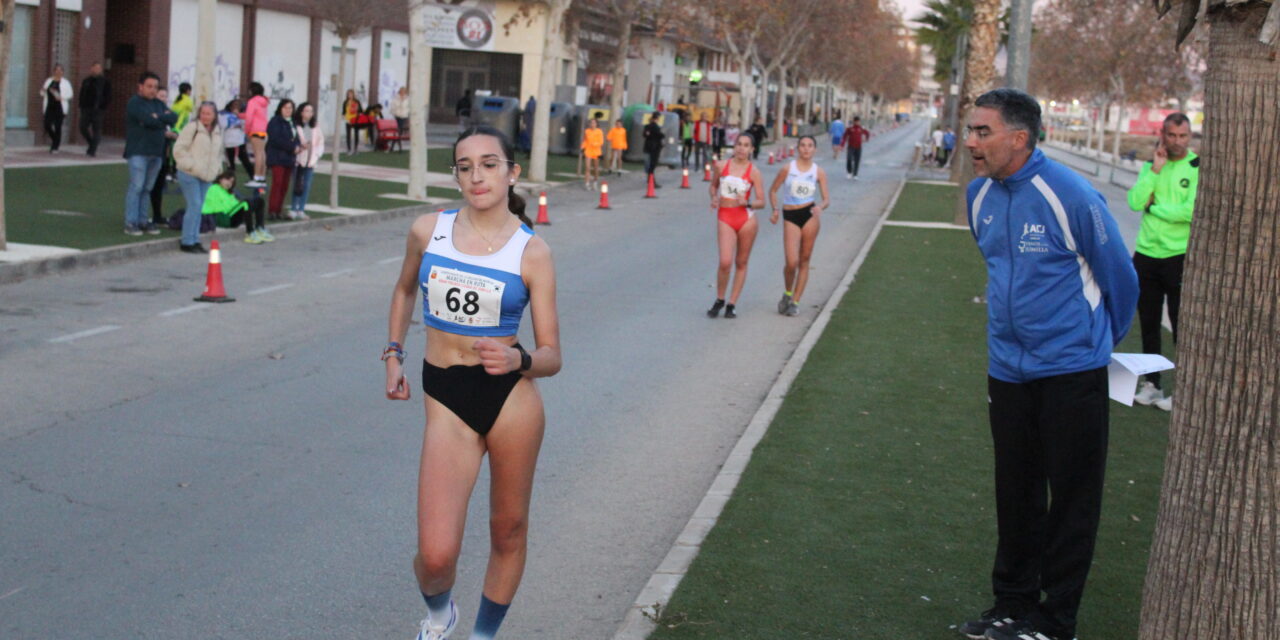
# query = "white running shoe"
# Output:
<box><xmin>415</xmin><ymin>599</ymin><xmax>458</xmax><ymax>640</ymax></box>
<box><xmin>1134</xmin><ymin>381</ymin><xmax>1164</xmax><ymax>406</ymax></box>
<box><xmin>846</xmin><ymin>173</ymin><xmax>853</xmax><ymax>180</ymax></box>
<box><xmin>1155</xmin><ymin>394</ymin><xmax>1173</xmax><ymax>412</ymax></box>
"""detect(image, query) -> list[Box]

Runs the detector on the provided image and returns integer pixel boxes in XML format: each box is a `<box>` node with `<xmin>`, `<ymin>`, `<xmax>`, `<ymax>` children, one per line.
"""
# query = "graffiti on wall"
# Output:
<box><xmin>168</xmin><ymin>54</ymin><xmax>239</xmax><ymax>105</ymax></box>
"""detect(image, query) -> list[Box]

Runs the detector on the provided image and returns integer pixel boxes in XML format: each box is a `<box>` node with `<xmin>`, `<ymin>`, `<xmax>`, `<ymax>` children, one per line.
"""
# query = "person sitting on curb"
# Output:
<box><xmin>204</xmin><ymin>169</ymin><xmax>272</xmax><ymax>244</ymax></box>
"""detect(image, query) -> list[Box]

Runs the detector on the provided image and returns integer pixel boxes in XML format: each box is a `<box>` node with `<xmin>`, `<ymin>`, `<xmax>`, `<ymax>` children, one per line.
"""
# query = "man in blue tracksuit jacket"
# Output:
<box><xmin>957</xmin><ymin>89</ymin><xmax>1139</xmax><ymax>640</ymax></box>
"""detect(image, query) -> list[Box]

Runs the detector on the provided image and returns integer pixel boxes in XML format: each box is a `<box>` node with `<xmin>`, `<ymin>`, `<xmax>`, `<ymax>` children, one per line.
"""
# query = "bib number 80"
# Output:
<box><xmin>446</xmin><ymin>287</ymin><xmax>481</xmax><ymax>315</ymax></box>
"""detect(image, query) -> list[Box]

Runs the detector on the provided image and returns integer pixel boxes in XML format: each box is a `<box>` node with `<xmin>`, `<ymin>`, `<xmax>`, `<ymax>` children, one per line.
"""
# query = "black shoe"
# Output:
<box><xmin>958</xmin><ymin>608</ymin><xmax>1020</xmax><ymax>639</ymax></box>
<box><xmin>983</xmin><ymin>618</ymin><xmax>1074</xmax><ymax>640</ymax></box>
<box><xmin>706</xmin><ymin>299</ymin><xmax>725</xmax><ymax>318</ymax></box>
<box><xmin>180</xmin><ymin>243</ymin><xmax>208</xmax><ymax>254</ymax></box>
<box><xmin>724</xmin><ymin>304</ymin><xmax>737</xmax><ymax>319</ymax></box>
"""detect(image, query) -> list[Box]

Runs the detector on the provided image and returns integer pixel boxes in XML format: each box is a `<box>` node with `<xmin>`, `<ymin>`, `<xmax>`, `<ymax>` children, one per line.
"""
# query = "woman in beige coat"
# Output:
<box><xmin>172</xmin><ymin>101</ymin><xmax>225</xmax><ymax>253</ymax></box>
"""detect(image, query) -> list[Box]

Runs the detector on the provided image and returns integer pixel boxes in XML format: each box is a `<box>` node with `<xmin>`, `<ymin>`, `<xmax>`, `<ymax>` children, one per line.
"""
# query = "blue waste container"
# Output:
<box><xmin>472</xmin><ymin>96</ymin><xmax>519</xmax><ymax>142</ymax></box>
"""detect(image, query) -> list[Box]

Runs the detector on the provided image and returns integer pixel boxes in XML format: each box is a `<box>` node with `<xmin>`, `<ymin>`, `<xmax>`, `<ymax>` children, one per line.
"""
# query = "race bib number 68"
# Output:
<box><xmin>426</xmin><ymin>266</ymin><xmax>503</xmax><ymax>327</ymax></box>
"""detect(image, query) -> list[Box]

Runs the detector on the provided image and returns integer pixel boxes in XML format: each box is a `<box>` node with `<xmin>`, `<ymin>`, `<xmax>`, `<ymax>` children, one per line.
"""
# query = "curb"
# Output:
<box><xmin>610</xmin><ymin>176</ymin><xmax>908</xmax><ymax>640</ymax></box>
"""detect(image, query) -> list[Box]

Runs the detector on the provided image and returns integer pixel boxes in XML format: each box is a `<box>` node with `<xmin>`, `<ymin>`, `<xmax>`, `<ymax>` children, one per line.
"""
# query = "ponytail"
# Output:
<box><xmin>508</xmin><ymin>185</ymin><xmax>532</xmax><ymax>227</ymax></box>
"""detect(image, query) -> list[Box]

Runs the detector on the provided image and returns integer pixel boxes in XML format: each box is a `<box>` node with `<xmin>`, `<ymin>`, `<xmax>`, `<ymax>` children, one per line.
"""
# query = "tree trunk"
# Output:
<box><xmin>406</xmin><ymin>0</ymin><xmax>431</xmax><ymax>201</ymax></box>
<box><xmin>737</xmin><ymin>56</ymin><xmax>753</xmax><ymax>129</ymax></box>
<box><xmin>529</xmin><ymin>0</ymin><xmax>569</xmax><ymax>183</ymax></box>
<box><xmin>1139</xmin><ymin>4</ymin><xmax>1280</xmax><ymax>637</ymax></box>
<box><xmin>951</xmin><ymin>0</ymin><xmax>1001</xmax><ymax>224</ymax></box>
<box><xmin>0</xmin><ymin>0</ymin><xmax>15</xmax><ymax>250</ymax></box>
<box><xmin>608</xmin><ymin>16</ymin><xmax>632</xmax><ymax>127</ymax></box>
<box><xmin>1110</xmin><ymin>98</ymin><xmax>1126</xmax><ymax>179</ymax></box>
<box><xmin>329</xmin><ymin>35</ymin><xmax>349</xmax><ymax>209</ymax></box>
<box><xmin>1084</xmin><ymin>105</ymin><xmax>1094</xmax><ymax>151</ymax></box>
<box><xmin>1096</xmin><ymin>102</ymin><xmax>1109</xmax><ymax>157</ymax></box>
<box><xmin>774</xmin><ymin>64</ymin><xmax>788</xmax><ymax>141</ymax></box>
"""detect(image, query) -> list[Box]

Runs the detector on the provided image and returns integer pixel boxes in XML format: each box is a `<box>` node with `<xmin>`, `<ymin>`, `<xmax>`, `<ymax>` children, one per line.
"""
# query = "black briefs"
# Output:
<box><xmin>421</xmin><ymin>355</ymin><xmax>524</xmax><ymax>436</ymax></box>
<box><xmin>783</xmin><ymin>204</ymin><xmax>814</xmax><ymax>228</ymax></box>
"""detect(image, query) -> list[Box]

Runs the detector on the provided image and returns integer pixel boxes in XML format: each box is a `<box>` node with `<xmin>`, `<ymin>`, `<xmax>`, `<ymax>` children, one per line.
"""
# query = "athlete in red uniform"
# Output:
<box><xmin>706</xmin><ymin>134</ymin><xmax>765</xmax><ymax>319</ymax></box>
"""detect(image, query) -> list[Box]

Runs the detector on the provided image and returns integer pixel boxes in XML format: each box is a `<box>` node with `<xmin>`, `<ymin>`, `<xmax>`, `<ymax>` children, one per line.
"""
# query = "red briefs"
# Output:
<box><xmin>717</xmin><ymin>206</ymin><xmax>752</xmax><ymax>232</ymax></box>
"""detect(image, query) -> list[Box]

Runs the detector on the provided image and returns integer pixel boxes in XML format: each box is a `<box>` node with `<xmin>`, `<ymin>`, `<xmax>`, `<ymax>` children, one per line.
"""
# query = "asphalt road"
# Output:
<box><xmin>0</xmin><ymin>120</ymin><xmax>924</xmax><ymax>639</ymax></box>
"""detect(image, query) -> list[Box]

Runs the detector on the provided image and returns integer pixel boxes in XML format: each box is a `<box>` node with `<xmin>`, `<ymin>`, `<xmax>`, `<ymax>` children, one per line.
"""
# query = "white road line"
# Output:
<box><xmin>377</xmin><ymin>256</ymin><xmax>402</xmax><ymax>265</ymax></box>
<box><xmin>158</xmin><ymin>304</ymin><xmax>208</xmax><ymax>317</ymax></box>
<box><xmin>48</xmin><ymin>325</ymin><xmax>121</xmax><ymax>343</ymax></box>
<box><xmin>883</xmin><ymin>220</ymin><xmax>971</xmax><ymax>230</ymax></box>
<box><xmin>0</xmin><ymin>586</ymin><xmax>25</xmax><ymax>601</ymax></box>
<box><xmin>247</xmin><ymin>283</ymin><xmax>295</xmax><ymax>296</ymax></box>
<box><xmin>319</xmin><ymin>268</ymin><xmax>356</xmax><ymax>279</ymax></box>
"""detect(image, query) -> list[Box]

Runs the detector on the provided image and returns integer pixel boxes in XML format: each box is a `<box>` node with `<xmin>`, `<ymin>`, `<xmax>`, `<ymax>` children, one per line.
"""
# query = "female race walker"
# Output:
<box><xmin>707</xmin><ymin>133</ymin><xmax>766</xmax><ymax>319</ymax></box>
<box><xmin>768</xmin><ymin>135</ymin><xmax>830</xmax><ymax>316</ymax></box>
<box><xmin>385</xmin><ymin>124</ymin><xmax>561</xmax><ymax>640</ymax></box>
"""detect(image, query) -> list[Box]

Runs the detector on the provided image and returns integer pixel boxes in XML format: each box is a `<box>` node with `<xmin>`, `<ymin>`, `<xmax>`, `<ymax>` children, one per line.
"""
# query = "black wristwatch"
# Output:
<box><xmin>515</xmin><ymin>344</ymin><xmax>532</xmax><ymax>372</ymax></box>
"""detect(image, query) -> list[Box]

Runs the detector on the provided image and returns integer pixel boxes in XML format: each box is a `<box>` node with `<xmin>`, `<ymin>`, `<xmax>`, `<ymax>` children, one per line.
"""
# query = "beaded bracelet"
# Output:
<box><xmin>381</xmin><ymin>342</ymin><xmax>405</xmax><ymax>363</ymax></box>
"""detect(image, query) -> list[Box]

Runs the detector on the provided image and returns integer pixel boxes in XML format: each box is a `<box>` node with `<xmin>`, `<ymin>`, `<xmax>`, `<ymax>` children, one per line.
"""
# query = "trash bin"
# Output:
<box><xmin>656</xmin><ymin>110</ymin><xmax>682</xmax><ymax>168</ymax></box>
<box><xmin>567</xmin><ymin>105</ymin><xmax>610</xmax><ymax>154</ymax></box>
<box><xmin>546</xmin><ymin>102</ymin><xmax>574</xmax><ymax>155</ymax></box>
<box><xmin>623</xmin><ymin>108</ymin><xmax>680</xmax><ymax>167</ymax></box>
<box><xmin>472</xmin><ymin>96</ymin><xmax>519</xmax><ymax>142</ymax></box>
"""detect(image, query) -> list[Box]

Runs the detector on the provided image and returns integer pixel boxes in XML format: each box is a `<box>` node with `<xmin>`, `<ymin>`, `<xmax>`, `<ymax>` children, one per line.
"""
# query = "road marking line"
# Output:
<box><xmin>247</xmin><ymin>283</ymin><xmax>295</xmax><ymax>296</ymax></box>
<box><xmin>0</xmin><ymin>587</ymin><xmax>25</xmax><ymax>601</ymax></box>
<box><xmin>377</xmin><ymin>256</ymin><xmax>402</xmax><ymax>265</ymax></box>
<box><xmin>159</xmin><ymin>304</ymin><xmax>208</xmax><ymax>317</ymax></box>
<box><xmin>48</xmin><ymin>325</ymin><xmax>121</xmax><ymax>343</ymax></box>
<box><xmin>319</xmin><ymin>268</ymin><xmax>356</xmax><ymax>278</ymax></box>
<box><xmin>883</xmin><ymin>220</ymin><xmax>970</xmax><ymax>230</ymax></box>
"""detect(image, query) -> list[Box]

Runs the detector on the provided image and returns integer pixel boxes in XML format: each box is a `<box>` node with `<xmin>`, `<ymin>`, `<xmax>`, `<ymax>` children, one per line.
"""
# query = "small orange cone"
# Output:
<box><xmin>644</xmin><ymin>172</ymin><xmax>657</xmax><ymax>198</ymax></box>
<box><xmin>703</xmin><ymin>163</ymin><xmax>712</xmax><ymax>182</ymax></box>
<box><xmin>597</xmin><ymin>182</ymin><xmax>611</xmax><ymax>209</ymax></box>
<box><xmin>768</xmin><ymin>151</ymin><xmax>775</xmax><ymax>165</ymax></box>
<box><xmin>680</xmin><ymin>168</ymin><xmax>690</xmax><ymax>189</ymax></box>
<box><xmin>535</xmin><ymin>192</ymin><xmax>550</xmax><ymax>225</ymax></box>
<box><xmin>194</xmin><ymin>239</ymin><xmax>235</xmax><ymax>303</ymax></box>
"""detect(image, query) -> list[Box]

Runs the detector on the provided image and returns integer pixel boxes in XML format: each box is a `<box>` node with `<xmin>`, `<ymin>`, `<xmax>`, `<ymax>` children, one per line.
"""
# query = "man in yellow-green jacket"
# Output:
<box><xmin>1126</xmin><ymin>112</ymin><xmax>1197</xmax><ymax>412</ymax></box>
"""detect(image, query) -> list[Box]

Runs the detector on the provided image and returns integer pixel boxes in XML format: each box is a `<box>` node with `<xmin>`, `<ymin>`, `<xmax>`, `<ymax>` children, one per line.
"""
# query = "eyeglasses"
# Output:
<box><xmin>452</xmin><ymin>160</ymin><xmax>515</xmax><ymax>179</ymax></box>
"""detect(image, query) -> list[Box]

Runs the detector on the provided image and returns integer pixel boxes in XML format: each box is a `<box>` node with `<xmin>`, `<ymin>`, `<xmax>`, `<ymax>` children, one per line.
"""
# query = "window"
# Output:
<box><xmin>5</xmin><ymin>6</ymin><xmax>33</xmax><ymax>128</ymax></box>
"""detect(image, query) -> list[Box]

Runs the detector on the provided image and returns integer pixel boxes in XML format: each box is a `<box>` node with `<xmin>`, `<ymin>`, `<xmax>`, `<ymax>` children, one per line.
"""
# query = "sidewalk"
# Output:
<box><xmin>636</xmin><ymin>181</ymin><xmax>1174</xmax><ymax>640</ymax></box>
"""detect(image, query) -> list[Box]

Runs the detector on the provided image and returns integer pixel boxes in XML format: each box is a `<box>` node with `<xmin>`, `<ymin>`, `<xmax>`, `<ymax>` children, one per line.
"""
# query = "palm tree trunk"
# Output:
<box><xmin>1138</xmin><ymin>4</ymin><xmax>1280</xmax><ymax>638</ymax></box>
<box><xmin>951</xmin><ymin>0</ymin><xmax>1001</xmax><ymax>223</ymax></box>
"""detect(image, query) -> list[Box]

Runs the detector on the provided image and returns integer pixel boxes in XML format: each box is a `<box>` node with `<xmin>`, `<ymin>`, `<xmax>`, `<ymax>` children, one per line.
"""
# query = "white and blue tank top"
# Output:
<box><xmin>419</xmin><ymin>210</ymin><xmax>533</xmax><ymax>337</ymax></box>
<box><xmin>781</xmin><ymin>160</ymin><xmax>819</xmax><ymax>207</ymax></box>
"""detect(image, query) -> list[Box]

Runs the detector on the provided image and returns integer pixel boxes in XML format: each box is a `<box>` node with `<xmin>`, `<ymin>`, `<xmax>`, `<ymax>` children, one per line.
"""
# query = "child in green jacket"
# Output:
<box><xmin>203</xmin><ymin>170</ymin><xmax>272</xmax><ymax>244</ymax></box>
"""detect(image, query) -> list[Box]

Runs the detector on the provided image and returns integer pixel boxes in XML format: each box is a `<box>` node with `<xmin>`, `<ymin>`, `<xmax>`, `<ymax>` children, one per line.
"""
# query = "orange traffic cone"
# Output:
<box><xmin>535</xmin><ymin>192</ymin><xmax>550</xmax><ymax>225</ymax></box>
<box><xmin>768</xmin><ymin>151</ymin><xmax>775</xmax><ymax>165</ymax></box>
<box><xmin>644</xmin><ymin>172</ymin><xmax>657</xmax><ymax>198</ymax></box>
<box><xmin>597</xmin><ymin>182</ymin><xmax>611</xmax><ymax>209</ymax></box>
<box><xmin>680</xmin><ymin>168</ymin><xmax>690</xmax><ymax>189</ymax></box>
<box><xmin>703</xmin><ymin>164</ymin><xmax>712</xmax><ymax>182</ymax></box>
<box><xmin>194</xmin><ymin>239</ymin><xmax>235</xmax><ymax>303</ymax></box>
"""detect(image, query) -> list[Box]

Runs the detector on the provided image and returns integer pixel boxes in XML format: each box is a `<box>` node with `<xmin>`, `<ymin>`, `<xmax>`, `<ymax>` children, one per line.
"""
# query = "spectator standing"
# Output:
<box><xmin>41</xmin><ymin>64</ymin><xmax>73</xmax><ymax>153</ymax></box>
<box><xmin>172</xmin><ymin>82</ymin><xmax>194</xmax><ymax>131</ymax></box>
<box><xmin>521</xmin><ymin>95</ymin><xmax>536</xmax><ymax>152</ymax></box>
<box><xmin>693</xmin><ymin>113</ymin><xmax>711</xmax><ymax>169</ymax></box>
<box><xmin>244</xmin><ymin>82</ymin><xmax>270</xmax><ymax>186</ymax></box>
<box><xmin>1124</xmin><ymin>112</ymin><xmax>1197</xmax><ymax>412</ymax></box>
<box><xmin>607</xmin><ymin>119</ymin><xmax>628</xmax><ymax>176</ymax></box>
<box><xmin>940</xmin><ymin>126</ymin><xmax>956</xmax><ymax>167</ymax></box>
<box><xmin>725</xmin><ymin>121</ymin><xmax>740</xmax><ymax>148</ymax></box>
<box><xmin>580</xmin><ymin>118</ymin><xmax>604</xmax><ymax>191</ymax></box>
<box><xmin>746</xmin><ymin>117</ymin><xmax>767</xmax><ymax>160</ymax></box>
<box><xmin>958</xmin><ymin>88</ymin><xmax>1138</xmax><ymax>640</ymax></box>
<box><xmin>342</xmin><ymin>89</ymin><xmax>366</xmax><ymax>154</ymax></box>
<box><xmin>841</xmin><ymin>116</ymin><xmax>871</xmax><ymax>180</ymax></box>
<box><xmin>291</xmin><ymin>102</ymin><xmax>324</xmax><ymax>221</ymax></box>
<box><xmin>679</xmin><ymin>112</ymin><xmax>694</xmax><ymax>168</ymax></box>
<box><xmin>390</xmin><ymin>86</ymin><xmax>410</xmax><ymax>133</ymax></box>
<box><xmin>149</xmin><ymin>87</ymin><xmax>179</xmax><ymax>227</ymax></box>
<box><xmin>265</xmin><ymin>99</ymin><xmax>300</xmax><ymax>221</ymax></box>
<box><xmin>122</xmin><ymin>72</ymin><xmax>176</xmax><ymax>236</ymax></box>
<box><xmin>930</xmin><ymin>126</ymin><xmax>944</xmax><ymax>164</ymax></box>
<box><xmin>220</xmin><ymin>98</ymin><xmax>254</xmax><ymax>177</ymax></box>
<box><xmin>643</xmin><ymin>114</ymin><xmax>665</xmax><ymax>188</ymax></box>
<box><xmin>828</xmin><ymin>114</ymin><xmax>845</xmax><ymax>160</ymax></box>
<box><xmin>78</xmin><ymin>62</ymin><xmax>110</xmax><ymax>157</ymax></box>
<box><xmin>455</xmin><ymin>88</ymin><xmax>473</xmax><ymax>131</ymax></box>
<box><xmin>711</xmin><ymin>116</ymin><xmax>725</xmax><ymax>160</ymax></box>
<box><xmin>172</xmin><ymin>101</ymin><xmax>224</xmax><ymax>253</ymax></box>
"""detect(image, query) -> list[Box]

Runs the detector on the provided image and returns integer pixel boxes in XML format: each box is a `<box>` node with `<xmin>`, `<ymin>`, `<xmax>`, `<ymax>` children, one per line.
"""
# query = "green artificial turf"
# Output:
<box><xmin>891</xmin><ymin>182</ymin><xmax>968</xmax><ymax>224</ymax></box>
<box><xmin>2</xmin><ymin>164</ymin><xmax>431</xmax><ymax>250</ymax></box>
<box><xmin>647</xmin><ymin>186</ymin><xmax>1174</xmax><ymax>639</ymax></box>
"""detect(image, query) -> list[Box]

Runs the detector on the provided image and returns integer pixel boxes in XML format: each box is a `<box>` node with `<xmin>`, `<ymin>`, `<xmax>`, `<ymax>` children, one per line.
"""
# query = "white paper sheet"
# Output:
<box><xmin>1108</xmin><ymin>353</ymin><xmax>1176</xmax><ymax>405</ymax></box>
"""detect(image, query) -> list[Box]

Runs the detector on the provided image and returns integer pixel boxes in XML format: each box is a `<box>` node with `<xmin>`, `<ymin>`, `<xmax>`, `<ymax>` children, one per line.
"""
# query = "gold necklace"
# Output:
<box><xmin>464</xmin><ymin>211</ymin><xmax>503</xmax><ymax>252</ymax></box>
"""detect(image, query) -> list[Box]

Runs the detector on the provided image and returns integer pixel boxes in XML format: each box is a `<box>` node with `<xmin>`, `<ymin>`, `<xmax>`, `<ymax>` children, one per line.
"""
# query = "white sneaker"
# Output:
<box><xmin>846</xmin><ymin>173</ymin><xmax>853</xmax><ymax>180</ymax></box>
<box><xmin>1134</xmin><ymin>381</ymin><xmax>1164</xmax><ymax>406</ymax></box>
<box><xmin>1155</xmin><ymin>394</ymin><xmax>1173</xmax><ymax>412</ymax></box>
<box><xmin>415</xmin><ymin>599</ymin><xmax>458</xmax><ymax>640</ymax></box>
